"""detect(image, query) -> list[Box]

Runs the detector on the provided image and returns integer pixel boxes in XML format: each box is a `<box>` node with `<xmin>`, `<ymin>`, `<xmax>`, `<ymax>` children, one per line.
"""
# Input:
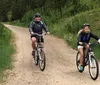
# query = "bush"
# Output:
<box><xmin>21</xmin><ymin>10</ymin><xmax>35</xmax><ymax>26</ymax></box>
<box><xmin>11</xmin><ymin>8</ymin><xmax>61</xmax><ymax>28</ymax></box>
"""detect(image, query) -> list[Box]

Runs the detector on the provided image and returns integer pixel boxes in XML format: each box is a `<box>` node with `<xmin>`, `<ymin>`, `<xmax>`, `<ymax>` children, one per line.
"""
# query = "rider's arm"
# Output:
<box><xmin>78</xmin><ymin>33</ymin><xmax>83</xmax><ymax>45</ymax></box>
<box><xmin>29</xmin><ymin>21</ymin><xmax>34</xmax><ymax>34</ymax></box>
<box><xmin>90</xmin><ymin>32</ymin><xmax>99</xmax><ymax>40</ymax></box>
<box><xmin>41</xmin><ymin>21</ymin><xmax>49</xmax><ymax>32</ymax></box>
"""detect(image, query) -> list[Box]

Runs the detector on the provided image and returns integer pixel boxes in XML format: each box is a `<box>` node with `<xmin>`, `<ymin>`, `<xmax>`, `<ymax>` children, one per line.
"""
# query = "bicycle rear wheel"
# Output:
<box><xmin>88</xmin><ymin>55</ymin><xmax>99</xmax><ymax>80</ymax></box>
<box><xmin>39</xmin><ymin>49</ymin><xmax>46</xmax><ymax>71</ymax></box>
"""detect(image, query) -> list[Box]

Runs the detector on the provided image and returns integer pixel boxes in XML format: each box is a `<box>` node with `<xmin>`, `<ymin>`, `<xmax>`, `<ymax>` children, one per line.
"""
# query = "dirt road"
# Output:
<box><xmin>2</xmin><ymin>24</ymin><xmax>100</xmax><ymax>85</ymax></box>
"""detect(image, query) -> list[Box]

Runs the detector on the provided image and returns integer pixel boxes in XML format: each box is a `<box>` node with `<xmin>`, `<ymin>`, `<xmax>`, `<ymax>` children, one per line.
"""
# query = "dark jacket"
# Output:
<box><xmin>78</xmin><ymin>32</ymin><xmax>99</xmax><ymax>45</ymax></box>
<box><xmin>29</xmin><ymin>19</ymin><xmax>48</xmax><ymax>34</ymax></box>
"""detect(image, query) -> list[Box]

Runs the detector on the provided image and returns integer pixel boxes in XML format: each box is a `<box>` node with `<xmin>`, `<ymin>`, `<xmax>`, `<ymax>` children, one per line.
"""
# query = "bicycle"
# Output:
<box><xmin>32</xmin><ymin>33</ymin><xmax>46</xmax><ymax>71</ymax></box>
<box><xmin>76</xmin><ymin>42</ymin><xmax>99</xmax><ymax>80</ymax></box>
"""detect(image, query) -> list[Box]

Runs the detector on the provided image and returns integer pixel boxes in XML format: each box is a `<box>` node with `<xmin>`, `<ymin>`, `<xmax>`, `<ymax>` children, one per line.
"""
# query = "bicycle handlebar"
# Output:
<box><xmin>32</xmin><ymin>33</ymin><xmax>46</xmax><ymax>37</ymax></box>
<box><xmin>89</xmin><ymin>42</ymin><xmax>99</xmax><ymax>47</ymax></box>
<box><xmin>81</xmin><ymin>42</ymin><xmax>99</xmax><ymax>47</ymax></box>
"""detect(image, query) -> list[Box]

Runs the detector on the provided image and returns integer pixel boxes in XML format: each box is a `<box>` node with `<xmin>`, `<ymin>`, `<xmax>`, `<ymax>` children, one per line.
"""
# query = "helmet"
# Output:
<box><xmin>82</xmin><ymin>23</ymin><xmax>90</xmax><ymax>28</ymax></box>
<box><xmin>35</xmin><ymin>13</ymin><xmax>41</xmax><ymax>18</ymax></box>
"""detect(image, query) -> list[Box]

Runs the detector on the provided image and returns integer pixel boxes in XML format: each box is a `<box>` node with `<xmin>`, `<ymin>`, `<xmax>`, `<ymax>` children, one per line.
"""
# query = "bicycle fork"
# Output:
<box><xmin>88</xmin><ymin>52</ymin><xmax>95</xmax><ymax>66</ymax></box>
<box><xmin>89</xmin><ymin>52</ymin><xmax>94</xmax><ymax>60</ymax></box>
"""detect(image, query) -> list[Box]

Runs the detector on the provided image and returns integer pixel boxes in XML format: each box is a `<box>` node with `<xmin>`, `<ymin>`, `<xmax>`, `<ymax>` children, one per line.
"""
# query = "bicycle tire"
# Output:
<box><xmin>39</xmin><ymin>50</ymin><xmax>46</xmax><ymax>71</ymax></box>
<box><xmin>76</xmin><ymin>52</ymin><xmax>81</xmax><ymax>72</ymax></box>
<box><xmin>88</xmin><ymin>55</ymin><xmax>99</xmax><ymax>80</ymax></box>
<box><xmin>34</xmin><ymin>50</ymin><xmax>38</xmax><ymax>65</ymax></box>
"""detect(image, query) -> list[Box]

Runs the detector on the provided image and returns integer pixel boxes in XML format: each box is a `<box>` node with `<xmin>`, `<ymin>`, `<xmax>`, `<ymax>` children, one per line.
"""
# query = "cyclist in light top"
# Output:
<box><xmin>77</xmin><ymin>23</ymin><xmax>100</xmax><ymax>72</ymax></box>
<box><xmin>29</xmin><ymin>13</ymin><xmax>50</xmax><ymax>56</ymax></box>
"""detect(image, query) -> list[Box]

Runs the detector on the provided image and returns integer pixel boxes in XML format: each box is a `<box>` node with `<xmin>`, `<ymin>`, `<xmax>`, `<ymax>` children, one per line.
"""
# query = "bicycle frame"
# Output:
<box><xmin>83</xmin><ymin>42</ymin><xmax>98</xmax><ymax>66</ymax></box>
<box><xmin>76</xmin><ymin>42</ymin><xmax>99</xmax><ymax>80</ymax></box>
<box><xmin>33</xmin><ymin>33</ymin><xmax>45</xmax><ymax>49</ymax></box>
<box><xmin>35</xmin><ymin>34</ymin><xmax>44</xmax><ymax>59</ymax></box>
<box><xmin>33</xmin><ymin>33</ymin><xmax>46</xmax><ymax>71</ymax></box>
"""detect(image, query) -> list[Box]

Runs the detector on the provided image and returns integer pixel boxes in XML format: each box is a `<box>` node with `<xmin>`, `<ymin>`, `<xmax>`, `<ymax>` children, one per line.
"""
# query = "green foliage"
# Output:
<box><xmin>1</xmin><ymin>0</ymin><xmax>100</xmax><ymax>21</ymax></box>
<box><xmin>9</xmin><ymin>20</ymin><xmax>26</xmax><ymax>27</ymax></box>
<box><xmin>11</xmin><ymin>0</ymin><xmax>27</xmax><ymax>20</ymax></box>
<box><xmin>80</xmin><ymin>0</ymin><xmax>100</xmax><ymax>9</ymax></box>
<box><xmin>0</xmin><ymin>23</ymin><xmax>4</xmax><ymax>37</ymax></box>
<box><xmin>65</xmin><ymin>15</ymin><xmax>87</xmax><ymax>34</ymax></box>
<box><xmin>21</xmin><ymin>10</ymin><xmax>35</xmax><ymax>26</ymax></box>
<box><xmin>10</xmin><ymin>8</ymin><xmax>61</xmax><ymax>27</ymax></box>
<box><xmin>0</xmin><ymin>23</ymin><xmax>15</xmax><ymax>81</ymax></box>
<box><xmin>94</xmin><ymin>45</ymin><xmax>100</xmax><ymax>59</ymax></box>
<box><xmin>50</xmin><ymin>8</ymin><xmax>100</xmax><ymax>59</ymax></box>
<box><xmin>0</xmin><ymin>0</ymin><xmax>12</xmax><ymax>21</ymax></box>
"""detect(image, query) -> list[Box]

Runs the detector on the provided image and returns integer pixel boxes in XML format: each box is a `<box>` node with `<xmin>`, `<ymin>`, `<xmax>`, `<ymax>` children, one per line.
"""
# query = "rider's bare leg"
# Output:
<box><xmin>79</xmin><ymin>48</ymin><xmax>84</xmax><ymax>65</ymax></box>
<box><xmin>85</xmin><ymin>44</ymin><xmax>89</xmax><ymax>56</ymax></box>
<box><xmin>31</xmin><ymin>37</ymin><xmax>36</xmax><ymax>51</ymax></box>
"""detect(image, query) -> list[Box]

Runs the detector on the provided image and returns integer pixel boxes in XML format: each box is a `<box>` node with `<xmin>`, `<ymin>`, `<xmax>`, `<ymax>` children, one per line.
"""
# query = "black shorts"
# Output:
<box><xmin>31</xmin><ymin>35</ymin><xmax>44</xmax><ymax>43</ymax></box>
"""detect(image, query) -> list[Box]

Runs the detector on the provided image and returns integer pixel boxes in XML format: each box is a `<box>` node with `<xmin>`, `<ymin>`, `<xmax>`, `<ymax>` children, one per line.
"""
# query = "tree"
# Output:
<box><xmin>11</xmin><ymin>0</ymin><xmax>27</xmax><ymax>20</ymax></box>
<box><xmin>0</xmin><ymin>0</ymin><xmax>12</xmax><ymax>21</ymax></box>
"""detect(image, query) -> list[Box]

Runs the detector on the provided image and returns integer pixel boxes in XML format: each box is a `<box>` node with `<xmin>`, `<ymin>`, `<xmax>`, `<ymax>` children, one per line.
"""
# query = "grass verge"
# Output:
<box><xmin>0</xmin><ymin>23</ymin><xmax>15</xmax><ymax>82</ymax></box>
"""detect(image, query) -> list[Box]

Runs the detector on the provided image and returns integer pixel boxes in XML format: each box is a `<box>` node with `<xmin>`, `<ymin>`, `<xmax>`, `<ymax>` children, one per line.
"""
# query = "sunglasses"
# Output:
<box><xmin>35</xmin><ymin>15</ymin><xmax>40</xmax><ymax>17</ymax></box>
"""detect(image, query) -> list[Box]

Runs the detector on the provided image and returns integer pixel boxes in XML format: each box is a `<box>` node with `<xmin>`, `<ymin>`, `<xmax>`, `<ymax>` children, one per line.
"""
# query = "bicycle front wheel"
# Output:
<box><xmin>76</xmin><ymin>52</ymin><xmax>81</xmax><ymax>72</ymax></box>
<box><xmin>39</xmin><ymin>49</ymin><xmax>46</xmax><ymax>71</ymax></box>
<box><xmin>34</xmin><ymin>50</ymin><xmax>38</xmax><ymax>65</ymax></box>
<box><xmin>88</xmin><ymin>55</ymin><xmax>99</xmax><ymax>80</ymax></box>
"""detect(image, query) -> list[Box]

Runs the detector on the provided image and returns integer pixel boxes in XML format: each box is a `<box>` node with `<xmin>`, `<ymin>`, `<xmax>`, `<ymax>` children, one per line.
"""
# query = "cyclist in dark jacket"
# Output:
<box><xmin>29</xmin><ymin>13</ymin><xmax>50</xmax><ymax>56</ymax></box>
<box><xmin>78</xmin><ymin>32</ymin><xmax>99</xmax><ymax>45</ymax></box>
<box><xmin>77</xmin><ymin>23</ymin><xmax>100</xmax><ymax>72</ymax></box>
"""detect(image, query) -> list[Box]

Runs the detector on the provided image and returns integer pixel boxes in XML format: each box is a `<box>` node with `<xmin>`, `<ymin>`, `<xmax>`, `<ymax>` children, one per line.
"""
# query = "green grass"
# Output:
<box><xmin>0</xmin><ymin>23</ymin><xmax>15</xmax><ymax>81</ymax></box>
<box><xmin>93</xmin><ymin>45</ymin><xmax>100</xmax><ymax>59</ymax></box>
<box><xmin>6</xmin><ymin>20</ymin><xmax>27</xmax><ymax>27</ymax></box>
<box><xmin>50</xmin><ymin>8</ymin><xmax>100</xmax><ymax>59</ymax></box>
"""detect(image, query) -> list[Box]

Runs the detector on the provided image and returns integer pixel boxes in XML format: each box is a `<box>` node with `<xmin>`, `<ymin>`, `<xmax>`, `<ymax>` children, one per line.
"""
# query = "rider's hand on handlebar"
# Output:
<box><xmin>79</xmin><ymin>42</ymin><xmax>83</xmax><ymax>45</ymax></box>
<box><xmin>47</xmin><ymin>32</ymin><xmax>50</xmax><ymax>35</ymax></box>
<box><xmin>97</xmin><ymin>39</ymin><xmax>100</xmax><ymax>44</ymax></box>
<box><xmin>79</xmin><ymin>42</ymin><xmax>89</xmax><ymax>46</ymax></box>
<box><xmin>31</xmin><ymin>32</ymin><xmax>34</xmax><ymax>35</ymax></box>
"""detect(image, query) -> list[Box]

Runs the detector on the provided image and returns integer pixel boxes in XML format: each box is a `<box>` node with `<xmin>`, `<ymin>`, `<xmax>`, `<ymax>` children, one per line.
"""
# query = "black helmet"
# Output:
<box><xmin>35</xmin><ymin>13</ymin><xmax>41</xmax><ymax>18</ymax></box>
<box><xmin>82</xmin><ymin>23</ymin><xmax>90</xmax><ymax>28</ymax></box>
